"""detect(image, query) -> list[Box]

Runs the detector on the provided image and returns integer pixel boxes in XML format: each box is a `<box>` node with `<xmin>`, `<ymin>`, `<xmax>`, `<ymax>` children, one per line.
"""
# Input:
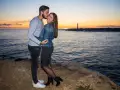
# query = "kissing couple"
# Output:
<box><xmin>28</xmin><ymin>5</ymin><xmax>63</xmax><ymax>88</ymax></box>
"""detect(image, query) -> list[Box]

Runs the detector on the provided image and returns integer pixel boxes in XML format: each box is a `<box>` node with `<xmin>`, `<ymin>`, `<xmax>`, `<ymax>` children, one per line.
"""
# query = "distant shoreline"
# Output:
<box><xmin>64</xmin><ymin>28</ymin><xmax>120</xmax><ymax>32</ymax></box>
<box><xmin>0</xmin><ymin>28</ymin><xmax>120</xmax><ymax>32</ymax></box>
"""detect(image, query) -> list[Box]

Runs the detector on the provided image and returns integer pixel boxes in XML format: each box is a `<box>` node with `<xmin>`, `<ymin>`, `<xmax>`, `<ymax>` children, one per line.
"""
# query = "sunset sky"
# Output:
<box><xmin>0</xmin><ymin>0</ymin><xmax>120</xmax><ymax>29</ymax></box>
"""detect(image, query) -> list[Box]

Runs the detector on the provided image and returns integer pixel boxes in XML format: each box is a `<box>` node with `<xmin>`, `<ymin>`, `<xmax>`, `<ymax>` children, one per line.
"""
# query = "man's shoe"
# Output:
<box><xmin>38</xmin><ymin>80</ymin><xmax>44</xmax><ymax>84</ymax></box>
<box><xmin>32</xmin><ymin>82</ymin><xmax>46</xmax><ymax>88</ymax></box>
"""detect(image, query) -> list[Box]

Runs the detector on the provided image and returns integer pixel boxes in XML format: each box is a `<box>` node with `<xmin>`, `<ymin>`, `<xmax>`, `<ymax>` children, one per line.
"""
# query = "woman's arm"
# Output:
<box><xmin>42</xmin><ymin>24</ymin><xmax>50</xmax><ymax>40</ymax></box>
<box><xmin>38</xmin><ymin>25</ymin><xmax>49</xmax><ymax>44</ymax></box>
<box><xmin>35</xmin><ymin>26</ymin><xmax>48</xmax><ymax>45</ymax></box>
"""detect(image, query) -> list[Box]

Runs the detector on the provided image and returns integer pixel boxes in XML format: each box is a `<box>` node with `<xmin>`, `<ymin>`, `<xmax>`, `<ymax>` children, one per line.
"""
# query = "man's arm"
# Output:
<box><xmin>28</xmin><ymin>19</ymin><xmax>41</xmax><ymax>45</ymax></box>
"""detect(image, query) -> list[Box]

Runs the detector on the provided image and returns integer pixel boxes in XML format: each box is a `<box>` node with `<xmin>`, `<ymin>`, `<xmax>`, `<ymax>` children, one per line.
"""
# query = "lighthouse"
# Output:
<box><xmin>77</xmin><ymin>23</ymin><xmax>79</xmax><ymax>30</ymax></box>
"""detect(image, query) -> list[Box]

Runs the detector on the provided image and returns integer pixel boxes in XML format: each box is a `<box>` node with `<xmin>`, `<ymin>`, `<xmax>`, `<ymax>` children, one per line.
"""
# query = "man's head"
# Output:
<box><xmin>39</xmin><ymin>5</ymin><xmax>49</xmax><ymax>19</ymax></box>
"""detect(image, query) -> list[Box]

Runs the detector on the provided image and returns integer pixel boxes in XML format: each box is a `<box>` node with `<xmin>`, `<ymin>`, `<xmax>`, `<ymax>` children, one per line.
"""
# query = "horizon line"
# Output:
<box><xmin>0</xmin><ymin>27</ymin><xmax>120</xmax><ymax>30</ymax></box>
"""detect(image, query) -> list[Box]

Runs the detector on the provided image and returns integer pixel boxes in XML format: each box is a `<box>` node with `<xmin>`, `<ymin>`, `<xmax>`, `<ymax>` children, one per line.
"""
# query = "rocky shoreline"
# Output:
<box><xmin>0</xmin><ymin>60</ymin><xmax>120</xmax><ymax>90</ymax></box>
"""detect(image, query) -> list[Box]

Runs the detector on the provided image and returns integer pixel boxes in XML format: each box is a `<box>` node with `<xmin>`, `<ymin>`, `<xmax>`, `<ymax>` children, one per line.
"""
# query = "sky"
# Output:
<box><xmin>0</xmin><ymin>0</ymin><xmax>120</xmax><ymax>29</ymax></box>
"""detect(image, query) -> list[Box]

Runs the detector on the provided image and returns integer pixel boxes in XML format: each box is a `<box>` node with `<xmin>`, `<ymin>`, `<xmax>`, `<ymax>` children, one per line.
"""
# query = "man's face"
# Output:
<box><xmin>42</xmin><ymin>9</ymin><xmax>49</xmax><ymax>19</ymax></box>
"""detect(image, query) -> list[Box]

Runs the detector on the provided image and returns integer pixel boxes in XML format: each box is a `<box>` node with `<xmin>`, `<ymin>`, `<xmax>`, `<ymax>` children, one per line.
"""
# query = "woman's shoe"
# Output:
<box><xmin>53</xmin><ymin>77</ymin><xmax>63</xmax><ymax>86</ymax></box>
<box><xmin>45</xmin><ymin>77</ymin><xmax>53</xmax><ymax>86</ymax></box>
<box><xmin>56</xmin><ymin>76</ymin><xmax>63</xmax><ymax>82</ymax></box>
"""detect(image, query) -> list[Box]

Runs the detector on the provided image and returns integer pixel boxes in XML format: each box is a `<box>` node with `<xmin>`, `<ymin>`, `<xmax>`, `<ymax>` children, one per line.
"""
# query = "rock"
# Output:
<box><xmin>0</xmin><ymin>60</ymin><xmax>120</xmax><ymax>90</ymax></box>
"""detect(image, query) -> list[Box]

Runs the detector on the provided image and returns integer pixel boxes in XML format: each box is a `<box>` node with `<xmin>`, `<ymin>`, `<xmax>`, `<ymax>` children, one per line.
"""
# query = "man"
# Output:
<box><xmin>28</xmin><ymin>5</ymin><xmax>49</xmax><ymax>88</ymax></box>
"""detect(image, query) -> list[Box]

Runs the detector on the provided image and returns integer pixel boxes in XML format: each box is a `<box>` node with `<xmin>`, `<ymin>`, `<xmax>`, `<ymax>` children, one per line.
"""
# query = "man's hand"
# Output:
<box><xmin>40</xmin><ymin>39</ymin><xmax>48</xmax><ymax>45</ymax></box>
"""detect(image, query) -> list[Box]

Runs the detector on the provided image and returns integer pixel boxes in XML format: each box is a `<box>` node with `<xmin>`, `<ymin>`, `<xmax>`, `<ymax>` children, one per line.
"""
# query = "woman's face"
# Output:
<box><xmin>47</xmin><ymin>14</ymin><xmax>54</xmax><ymax>23</ymax></box>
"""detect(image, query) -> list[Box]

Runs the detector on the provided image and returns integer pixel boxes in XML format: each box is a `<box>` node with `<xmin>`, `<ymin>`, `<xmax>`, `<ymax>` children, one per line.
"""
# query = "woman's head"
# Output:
<box><xmin>47</xmin><ymin>13</ymin><xmax>58</xmax><ymax>38</ymax></box>
<box><xmin>47</xmin><ymin>13</ymin><xmax>57</xmax><ymax>24</ymax></box>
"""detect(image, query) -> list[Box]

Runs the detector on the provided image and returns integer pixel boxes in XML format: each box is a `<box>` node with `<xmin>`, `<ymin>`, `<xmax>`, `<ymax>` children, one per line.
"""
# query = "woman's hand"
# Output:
<box><xmin>40</xmin><ymin>39</ymin><xmax>48</xmax><ymax>45</ymax></box>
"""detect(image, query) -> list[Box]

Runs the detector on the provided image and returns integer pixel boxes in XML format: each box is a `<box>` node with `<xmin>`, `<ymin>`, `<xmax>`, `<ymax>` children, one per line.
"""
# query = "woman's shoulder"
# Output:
<box><xmin>44</xmin><ymin>24</ymin><xmax>49</xmax><ymax>28</ymax></box>
<box><xmin>44</xmin><ymin>23</ymin><xmax>53</xmax><ymax>28</ymax></box>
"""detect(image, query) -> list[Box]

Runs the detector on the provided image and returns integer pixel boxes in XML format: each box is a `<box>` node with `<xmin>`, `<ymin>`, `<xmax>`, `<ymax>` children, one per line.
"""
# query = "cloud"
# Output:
<box><xmin>0</xmin><ymin>23</ymin><xmax>12</xmax><ymax>27</ymax></box>
<box><xmin>0</xmin><ymin>22</ymin><xmax>23</xmax><ymax>27</ymax></box>
<box><xmin>0</xmin><ymin>22</ymin><xmax>24</xmax><ymax>28</ymax></box>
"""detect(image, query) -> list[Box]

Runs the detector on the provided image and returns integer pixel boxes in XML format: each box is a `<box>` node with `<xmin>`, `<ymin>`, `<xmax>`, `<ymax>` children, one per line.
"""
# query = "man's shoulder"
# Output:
<box><xmin>30</xmin><ymin>16</ymin><xmax>38</xmax><ymax>23</ymax></box>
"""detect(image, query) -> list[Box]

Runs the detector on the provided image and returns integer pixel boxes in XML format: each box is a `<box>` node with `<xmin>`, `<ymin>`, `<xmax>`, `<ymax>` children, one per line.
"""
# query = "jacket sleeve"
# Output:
<box><xmin>28</xmin><ymin>19</ymin><xmax>41</xmax><ymax>45</ymax></box>
<box><xmin>43</xmin><ymin>24</ymin><xmax>54</xmax><ymax>40</ymax></box>
<box><xmin>38</xmin><ymin>28</ymin><xmax>45</xmax><ymax>41</ymax></box>
<box><xmin>42</xmin><ymin>25</ymin><xmax>49</xmax><ymax>40</ymax></box>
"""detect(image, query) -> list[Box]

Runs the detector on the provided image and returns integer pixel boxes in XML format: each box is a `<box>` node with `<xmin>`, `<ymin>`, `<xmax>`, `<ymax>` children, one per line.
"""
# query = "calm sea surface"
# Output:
<box><xmin>0</xmin><ymin>29</ymin><xmax>120</xmax><ymax>85</ymax></box>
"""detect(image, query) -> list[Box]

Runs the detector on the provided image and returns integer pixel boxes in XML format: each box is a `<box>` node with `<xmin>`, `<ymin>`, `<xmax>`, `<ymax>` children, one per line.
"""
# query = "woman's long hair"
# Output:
<box><xmin>50</xmin><ymin>13</ymin><xmax>58</xmax><ymax>38</ymax></box>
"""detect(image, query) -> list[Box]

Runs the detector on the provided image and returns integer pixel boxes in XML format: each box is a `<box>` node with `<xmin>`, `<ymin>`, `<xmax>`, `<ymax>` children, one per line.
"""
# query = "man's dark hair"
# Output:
<box><xmin>39</xmin><ymin>5</ymin><xmax>49</xmax><ymax>14</ymax></box>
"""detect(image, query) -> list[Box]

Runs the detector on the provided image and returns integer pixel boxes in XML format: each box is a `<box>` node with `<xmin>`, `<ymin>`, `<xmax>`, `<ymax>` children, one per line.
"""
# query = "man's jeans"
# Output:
<box><xmin>28</xmin><ymin>45</ymin><xmax>41</xmax><ymax>84</ymax></box>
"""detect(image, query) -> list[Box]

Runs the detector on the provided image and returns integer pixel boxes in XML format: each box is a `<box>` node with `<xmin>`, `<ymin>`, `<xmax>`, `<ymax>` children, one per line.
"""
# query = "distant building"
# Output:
<box><xmin>77</xmin><ymin>23</ymin><xmax>79</xmax><ymax>30</ymax></box>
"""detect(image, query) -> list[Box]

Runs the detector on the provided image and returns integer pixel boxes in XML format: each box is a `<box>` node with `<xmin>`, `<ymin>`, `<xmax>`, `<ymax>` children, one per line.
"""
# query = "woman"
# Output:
<box><xmin>39</xmin><ymin>12</ymin><xmax>63</xmax><ymax>86</ymax></box>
